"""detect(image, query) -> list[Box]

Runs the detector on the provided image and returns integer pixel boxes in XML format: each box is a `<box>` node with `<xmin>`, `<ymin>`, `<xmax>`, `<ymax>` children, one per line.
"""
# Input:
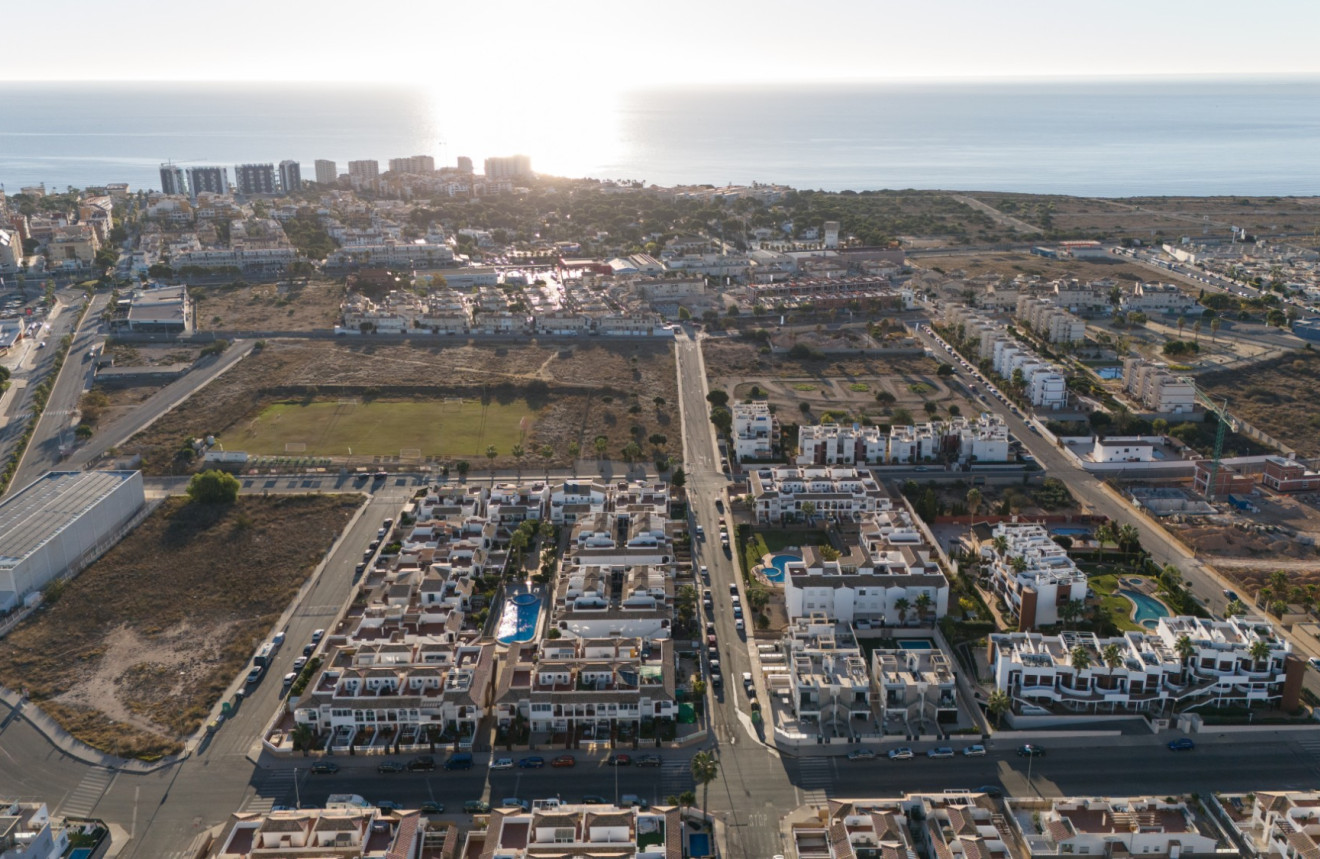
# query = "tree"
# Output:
<box><xmin>690</xmin><ymin>751</ymin><xmax>720</xmax><ymax>825</ymax></box>
<box><xmin>621</xmin><ymin>441</ymin><xmax>642</xmax><ymax>463</ymax></box>
<box><xmin>1225</xmin><ymin>598</ymin><xmax>1247</xmax><ymax>617</ymax></box>
<box><xmin>1152</xmin><ymin>418</ymin><xmax>1169</xmax><ymax>436</ymax></box>
<box><xmin>923</xmin><ymin>400</ymin><xmax>938</xmax><ymax>416</ymax></box>
<box><xmin>1058</xmin><ymin>599</ymin><xmax>1085</xmax><ymax>630</ymax></box>
<box><xmin>1070</xmin><ymin>645</ymin><xmax>1092</xmax><ymax>671</ymax></box>
<box><xmin>671</xmin><ymin>467</ymin><xmax>687</xmax><ymax>490</ymax></box>
<box><xmin>1159</xmin><ymin>563</ymin><xmax>1182</xmax><ymax>592</ymax></box>
<box><xmin>539</xmin><ymin>444</ymin><xmax>554</xmax><ymax>478</ymax></box>
<box><xmin>1174</xmin><ymin>634</ymin><xmax>1195</xmax><ymax>680</ymax></box>
<box><xmin>568</xmin><ymin>442</ymin><xmax>581</xmax><ymax>475</ymax></box>
<box><xmin>992</xmin><ymin>535</ymin><xmax>1009</xmax><ymax>557</ymax></box>
<box><xmin>966</xmin><ymin>488</ymin><xmax>982</xmax><ymax>516</ymax></box>
<box><xmin>710</xmin><ymin>406</ymin><xmax>733</xmax><ymax>435</ymax></box>
<box><xmin>914</xmin><ymin>592</ymin><xmax>933</xmax><ymax>625</ymax></box>
<box><xmin>1248</xmin><ymin>638</ymin><xmax>1271</xmax><ymax>668</ymax></box>
<box><xmin>291</xmin><ymin>723</ymin><xmax>314</xmax><ymax>754</ymax></box>
<box><xmin>800</xmin><ymin>500</ymin><xmax>817</xmax><ymax>521</ymax></box>
<box><xmin>937</xmin><ymin>363</ymin><xmax>954</xmax><ymax>377</ymax></box>
<box><xmin>706</xmin><ymin>390</ymin><xmax>730</xmax><ymax>408</ymax></box>
<box><xmin>1210</xmin><ymin>317</ymin><xmax>1221</xmax><ymax>341</ymax></box>
<box><xmin>485</xmin><ymin>445</ymin><xmax>498</xmax><ymax>484</ymax></box>
<box><xmin>987</xmin><ymin>689</ymin><xmax>1011</xmax><ymax>728</ymax></box>
<box><xmin>186</xmin><ymin>469</ymin><xmax>240</xmax><ymax>504</ymax></box>
<box><xmin>594</xmin><ymin>436</ymin><xmax>609</xmax><ymax>459</ymax></box>
<box><xmin>894</xmin><ymin>597</ymin><xmax>911</xmax><ymax>625</ymax></box>
<box><xmin>511</xmin><ymin>443</ymin><xmax>525</xmax><ymax>477</ymax></box>
<box><xmin>1101</xmin><ymin>643</ymin><xmax>1123</xmax><ymax>671</ymax></box>
<box><xmin>456</xmin><ymin>460</ymin><xmax>470</xmax><ymax>479</ymax></box>
<box><xmin>875</xmin><ymin>390</ymin><xmax>896</xmax><ymax>406</ymax></box>
<box><xmin>1117</xmin><ymin>523</ymin><xmax>1141</xmax><ymax>561</ymax></box>
<box><xmin>892</xmin><ymin>407</ymin><xmax>914</xmax><ymax>427</ymax></box>
<box><xmin>649</xmin><ymin>433</ymin><xmax>668</xmax><ymax>448</ymax></box>
<box><xmin>679</xmin><ymin>789</ymin><xmax>697</xmax><ymax>811</ymax></box>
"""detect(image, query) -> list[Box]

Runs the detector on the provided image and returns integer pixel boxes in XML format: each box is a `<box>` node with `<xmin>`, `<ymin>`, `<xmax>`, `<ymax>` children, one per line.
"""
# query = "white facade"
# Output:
<box><xmin>732</xmin><ymin>401</ymin><xmax>777</xmax><ymax>461</ymax></box>
<box><xmin>1005</xmin><ymin>796</ymin><xmax>1218</xmax><ymax>858</ymax></box>
<box><xmin>0</xmin><ymin>471</ymin><xmax>145</xmax><ymax>612</ymax></box>
<box><xmin>749</xmin><ymin>466</ymin><xmax>889</xmax><ymax>525</ymax></box>
<box><xmin>981</xmin><ymin>523</ymin><xmax>1088</xmax><ymax>630</ymax></box>
<box><xmin>0</xmin><ymin>801</ymin><xmax>68</xmax><ymax>859</ymax></box>
<box><xmin>1122</xmin><ymin>358</ymin><xmax>1197</xmax><ymax>414</ymax></box>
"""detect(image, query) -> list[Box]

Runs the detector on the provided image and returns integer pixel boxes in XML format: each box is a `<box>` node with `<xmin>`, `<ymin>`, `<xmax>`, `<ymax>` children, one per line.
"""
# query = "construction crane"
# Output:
<box><xmin>1194</xmin><ymin>391</ymin><xmax>1237</xmax><ymax>501</ymax></box>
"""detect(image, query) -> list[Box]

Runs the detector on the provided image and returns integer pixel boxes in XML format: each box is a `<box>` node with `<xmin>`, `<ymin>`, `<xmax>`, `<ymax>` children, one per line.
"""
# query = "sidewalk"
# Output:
<box><xmin>0</xmin><ymin>685</ymin><xmax>184</xmax><ymax>773</ymax></box>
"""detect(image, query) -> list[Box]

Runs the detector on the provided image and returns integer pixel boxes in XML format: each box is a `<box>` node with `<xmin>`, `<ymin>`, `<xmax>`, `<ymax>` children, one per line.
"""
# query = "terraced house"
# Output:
<box><xmin>466</xmin><ymin>803</ymin><xmax>683</xmax><ymax>859</ymax></box>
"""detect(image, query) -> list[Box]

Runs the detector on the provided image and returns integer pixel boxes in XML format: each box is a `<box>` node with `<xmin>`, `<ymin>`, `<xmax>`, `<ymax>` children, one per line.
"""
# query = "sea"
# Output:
<box><xmin>1</xmin><ymin>77</ymin><xmax>1318</xmax><ymax>197</ymax></box>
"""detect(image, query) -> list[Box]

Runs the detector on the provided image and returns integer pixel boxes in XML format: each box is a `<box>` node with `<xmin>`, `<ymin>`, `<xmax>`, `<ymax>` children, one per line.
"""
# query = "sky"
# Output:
<box><xmin>5</xmin><ymin>0</ymin><xmax>1320</xmax><ymax>97</ymax></box>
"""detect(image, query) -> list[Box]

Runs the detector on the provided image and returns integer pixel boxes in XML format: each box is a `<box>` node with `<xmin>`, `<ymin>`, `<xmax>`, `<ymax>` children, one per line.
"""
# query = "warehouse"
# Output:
<box><xmin>0</xmin><ymin>471</ymin><xmax>145</xmax><ymax>611</ymax></box>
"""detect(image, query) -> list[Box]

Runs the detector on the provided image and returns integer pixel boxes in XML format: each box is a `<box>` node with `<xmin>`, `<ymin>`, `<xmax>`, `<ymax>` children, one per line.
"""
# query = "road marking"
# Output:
<box><xmin>242</xmin><ymin>770</ymin><xmax>297</xmax><ymax>813</ymax></box>
<box><xmin>58</xmin><ymin>769</ymin><xmax>114</xmax><ymax>819</ymax></box>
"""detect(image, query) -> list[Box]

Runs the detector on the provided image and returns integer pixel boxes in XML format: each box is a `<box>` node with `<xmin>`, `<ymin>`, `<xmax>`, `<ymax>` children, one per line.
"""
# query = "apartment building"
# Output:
<box><xmin>1051</xmin><ymin>279</ymin><xmax>1112</xmax><ymax>315</ymax></box>
<box><xmin>1262</xmin><ymin>456</ymin><xmax>1320</xmax><ymax>492</ymax></box>
<box><xmin>465</xmin><ymin>803</ymin><xmax>681</xmax><ymax>859</ymax></box>
<box><xmin>732</xmin><ymin>401</ymin><xmax>778</xmax><ymax>461</ymax></box>
<box><xmin>789</xmin><ymin>798</ymin><xmax>920</xmax><ymax>859</ymax></box>
<box><xmin>314</xmin><ymin>159</ymin><xmax>337</xmax><ymax>184</ymax></box>
<box><xmin>389</xmin><ymin>155</ymin><xmax>436</xmax><ymax>174</ymax></box>
<box><xmin>234</xmin><ymin>163</ymin><xmax>277</xmax><ymax>195</ymax></box>
<box><xmin>484</xmin><ymin>154</ymin><xmax>532</xmax><ymax>179</ymax></box>
<box><xmin>872</xmin><ymin>642</ymin><xmax>958</xmax><ymax>728</ymax></box>
<box><xmin>989</xmin><ymin>616</ymin><xmax>1300</xmax><ymax>717</ymax></box>
<box><xmin>782</xmin><ymin>507</ymin><xmax>948</xmax><ymax>625</ymax></box>
<box><xmin>327</xmin><ymin>238</ymin><xmax>454</xmax><ymax>269</ymax></box>
<box><xmin>203</xmin><ymin>807</ymin><xmax>440</xmax><ymax>858</ymax></box>
<box><xmin>980</xmin><ymin>523</ymin><xmax>1088</xmax><ymax>630</ymax></box>
<box><xmin>1004</xmin><ymin>796</ymin><xmax>1219</xmax><ymax>858</ymax></box>
<box><xmin>1122</xmin><ymin>358</ymin><xmax>1197</xmax><ymax>414</ymax></box>
<box><xmin>548</xmin><ymin>480</ymin><xmax>609</xmax><ymax>525</ymax></box>
<box><xmin>797</xmin><ymin>415</ymin><xmax>1009</xmax><ymax>466</ymax></box>
<box><xmin>494</xmin><ymin>638</ymin><xmax>675</xmax><ymax>739</ymax></box>
<box><xmin>1220</xmin><ymin>790</ymin><xmax>1320</xmax><ymax>859</ymax></box>
<box><xmin>749</xmin><ymin>466</ymin><xmax>889</xmax><ymax>525</ymax></box>
<box><xmin>347</xmin><ymin>159</ymin><xmax>380</xmax><ymax>191</ymax></box>
<box><xmin>0</xmin><ymin>800</ymin><xmax>69</xmax><ymax>859</ymax></box>
<box><xmin>278</xmin><ymin>159</ymin><xmax>301</xmax><ymax>193</ymax></box>
<box><xmin>45</xmin><ymin>223</ymin><xmax>100</xmax><ymax>267</ymax></box>
<box><xmin>782</xmin><ymin>617</ymin><xmax>873</xmax><ymax>729</ymax></box>
<box><xmin>159</xmin><ymin>163</ymin><xmax>187</xmax><ymax>196</ymax></box>
<box><xmin>185</xmin><ymin>165</ymin><xmax>229</xmax><ymax>197</ymax></box>
<box><xmin>1016</xmin><ymin>296</ymin><xmax>1086</xmax><ymax>344</ymax></box>
<box><xmin>1122</xmin><ymin>281</ymin><xmax>1199</xmax><ymax>314</ymax></box>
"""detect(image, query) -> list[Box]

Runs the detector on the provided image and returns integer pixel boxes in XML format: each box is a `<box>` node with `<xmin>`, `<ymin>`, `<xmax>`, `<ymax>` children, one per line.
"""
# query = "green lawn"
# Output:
<box><xmin>232</xmin><ymin>399</ymin><xmax>535</xmax><ymax>457</ymax></box>
<box><xmin>1088</xmin><ymin>572</ymin><xmax>1147</xmax><ymax>633</ymax></box>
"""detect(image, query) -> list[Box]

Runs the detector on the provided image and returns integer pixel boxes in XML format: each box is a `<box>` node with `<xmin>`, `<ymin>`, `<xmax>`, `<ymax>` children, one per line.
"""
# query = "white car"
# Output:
<box><xmin>888</xmin><ymin>747</ymin><xmax>914</xmax><ymax>760</ymax></box>
<box><xmin>962</xmin><ymin>744</ymin><xmax>987</xmax><ymax>757</ymax></box>
<box><xmin>492</xmin><ymin>758</ymin><xmax>514</xmax><ymax>770</ymax></box>
<box><xmin>927</xmin><ymin>747</ymin><xmax>955</xmax><ymax>759</ymax></box>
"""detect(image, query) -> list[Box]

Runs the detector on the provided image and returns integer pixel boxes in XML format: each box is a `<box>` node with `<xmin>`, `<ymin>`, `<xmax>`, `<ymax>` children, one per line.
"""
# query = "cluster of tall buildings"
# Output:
<box><xmin>159</xmin><ymin>161</ymin><xmax>301</xmax><ymax>198</ymax></box>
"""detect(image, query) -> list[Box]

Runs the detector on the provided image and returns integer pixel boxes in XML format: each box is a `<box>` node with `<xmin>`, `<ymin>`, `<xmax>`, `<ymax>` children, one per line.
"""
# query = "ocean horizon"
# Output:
<box><xmin>1</xmin><ymin>76</ymin><xmax>1318</xmax><ymax>197</ymax></box>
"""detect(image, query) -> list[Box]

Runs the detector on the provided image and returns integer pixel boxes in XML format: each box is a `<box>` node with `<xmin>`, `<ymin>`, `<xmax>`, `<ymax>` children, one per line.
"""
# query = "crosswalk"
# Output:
<box><xmin>241</xmin><ymin>770</ymin><xmax>298</xmax><ymax>813</ymax></box>
<box><xmin>795</xmin><ymin>757</ymin><xmax>835</xmax><ymax>805</ymax></box>
<box><xmin>659</xmin><ymin>761</ymin><xmax>694</xmax><ymax>798</ymax></box>
<box><xmin>58</xmin><ymin>769</ymin><xmax>114</xmax><ymax>819</ymax></box>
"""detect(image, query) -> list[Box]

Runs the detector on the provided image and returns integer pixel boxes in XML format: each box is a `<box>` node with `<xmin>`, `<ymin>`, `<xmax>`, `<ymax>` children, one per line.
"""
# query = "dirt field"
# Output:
<box><xmin>913</xmin><ymin>251</ymin><xmax>1156</xmax><ymax>284</ymax></box>
<box><xmin>122</xmin><ymin>339</ymin><xmax>679</xmax><ymax>473</ymax></box>
<box><xmin>1198</xmin><ymin>351</ymin><xmax>1320</xmax><ymax>458</ymax></box>
<box><xmin>191</xmin><ymin>280</ymin><xmax>345</xmax><ymax>331</ymax></box>
<box><xmin>0</xmin><ymin>494</ymin><xmax>359</xmax><ymax>758</ymax></box>
<box><xmin>705</xmin><ymin>339</ymin><xmax>977</xmax><ymax>426</ymax></box>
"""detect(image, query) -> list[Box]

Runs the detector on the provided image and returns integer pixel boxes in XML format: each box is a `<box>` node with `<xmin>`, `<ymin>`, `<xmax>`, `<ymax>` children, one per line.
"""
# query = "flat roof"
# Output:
<box><xmin>0</xmin><ymin>471</ymin><xmax>139</xmax><ymax>566</ymax></box>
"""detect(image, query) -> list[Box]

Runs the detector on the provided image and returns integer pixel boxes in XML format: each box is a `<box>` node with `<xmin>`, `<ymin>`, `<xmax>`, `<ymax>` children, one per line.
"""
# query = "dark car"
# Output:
<box><xmin>582</xmin><ymin>795</ymin><xmax>608</xmax><ymax>805</ymax></box>
<box><xmin>1168</xmin><ymin>738</ymin><xmax>1195</xmax><ymax>751</ymax></box>
<box><xmin>518</xmin><ymin>756</ymin><xmax>545</xmax><ymax>769</ymax></box>
<box><xmin>377</xmin><ymin>761</ymin><xmax>405</xmax><ymax>774</ymax></box>
<box><xmin>419</xmin><ymin>802</ymin><xmax>445</xmax><ymax>814</ymax></box>
<box><xmin>975</xmin><ymin>785</ymin><xmax>1004</xmax><ymax>797</ymax></box>
<box><xmin>408</xmin><ymin>755</ymin><xmax>436</xmax><ymax>771</ymax></box>
<box><xmin>606</xmin><ymin>753</ymin><xmax>632</xmax><ymax>766</ymax></box>
<box><xmin>636</xmin><ymin>754</ymin><xmax>663</xmax><ymax>767</ymax></box>
<box><xmin>310</xmin><ymin>761</ymin><xmax>339</xmax><ymax>774</ymax></box>
<box><xmin>1016</xmin><ymin>745</ymin><xmax>1046</xmax><ymax>757</ymax></box>
<box><xmin>444</xmin><ymin>753</ymin><xmax>474</xmax><ymax>770</ymax></box>
<box><xmin>463</xmin><ymin>800</ymin><xmax>492</xmax><ymax>814</ymax></box>
<box><xmin>303</xmin><ymin>644</ymin><xmax>316</xmax><ymax>657</ymax></box>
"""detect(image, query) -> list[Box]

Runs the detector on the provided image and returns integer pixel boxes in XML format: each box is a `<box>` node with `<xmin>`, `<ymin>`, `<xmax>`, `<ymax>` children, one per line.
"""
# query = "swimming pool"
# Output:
<box><xmin>1120</xmin><ymin>589</ymin><xmax>1170</xmax><ymax>628</ymax></box>
<box><xmin>688</xmin><ymin>833</ymin><xmax>712</xmax><ymax>857</ymax></box>
<box><xmin>69</xmin><ymin>850</ymin><xmax>92</xmax><ymax>859</ymax></box>
<box><xmin>496</xmin><ymin>593</ymin><xmax>542</xmax><ymax>644</ymax></box>
<box><xmin>764</xmin><ymin>553</ymin><xmax>801</xmax><ymax>584</ymax></box>
<box><xmin>898</xmin><ymin>639</ymin><xmax>936</xmax><ymax>650</ymax></box>
<box><xmin>1050</xmin><ymin>527</ymin><xmax>1092</xmax><ymax>536</ymax></box>
<box><xmin>1097</xmin><ymin>367</ymin><xmax>1122</xmax><ymax>380</ymax></box>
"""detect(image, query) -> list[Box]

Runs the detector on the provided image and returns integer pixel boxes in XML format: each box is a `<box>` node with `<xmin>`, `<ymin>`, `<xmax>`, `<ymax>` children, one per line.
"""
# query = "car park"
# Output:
<box><xmin>888</xmin><ymin>748</ymin><xmax>914</xmax><ymax>760</ymax></box>
<box><xmin>927</xmin><ymin>747</ymin><xmax>955</xmax><ymax>759</ymax></box>
<box><xmin>491</xmin><ymin>758</ymin><xmax>514</xmax><ymax>770</ymax></box>
<box><xmin>552</xmin><ymin>755</ymin><xmax>577</xmax><ymax>768</ymax></box>
<box><xmin>310</xmin><ymin>761</ymin><xmax>339</xmax><ymax>774</ymax></box>
<box><xmin>1167</xmin><ymin>738</ymin><xmax>1195</xmax><ymax>751</ymax></box>
<box><xmin>847</xmin><ymin>749</ymin><xmax>876</xmax><ymax>761</ymax></box>
<box><xmin>377</xmin><ymin>761</ymin><xmax>405</xmax><ymax>774</ymax></box>
<box><xmin>962</xmin><ymin>744</ymin><xmax>986</xmax><ymax>757</ymax></box>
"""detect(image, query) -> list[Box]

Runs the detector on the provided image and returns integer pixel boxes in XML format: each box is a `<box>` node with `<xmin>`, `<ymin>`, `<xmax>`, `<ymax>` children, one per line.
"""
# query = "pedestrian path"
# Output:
<box><xmin>795</xmin><ymin>757</ymin><xmax>835</xmax><ymax>805</ymax></box>
<box><xmin>241</xmin><ymin>770</ymin><xmax>298</xmax><ymax>813</ymax></box>
<box><xmin>659</xmin><ymin>760</ymin><xmax>694</xmax><ymax>798</ymax></box>
<box><xmin>58</xmin><ymin>769</ymin><xmax>114</xmax><ymax>819</ymax></box>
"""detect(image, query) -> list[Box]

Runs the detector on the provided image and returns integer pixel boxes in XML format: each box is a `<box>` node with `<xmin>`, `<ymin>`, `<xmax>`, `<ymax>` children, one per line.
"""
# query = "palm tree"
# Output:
<box><xmin>914</xmin><ymin>592</ymin><xmax>933</xmax><ymax>626</ymax></box>
<box><xmin>485</xmin><ymin>445</ymin><xmax>498</xmax><ymax>485</ymax></box>
<box><xmin>1225</xmin><ymin>598</ymin><xmax>1247</xmax><ymax>617</ymax></box>
<box><xmin>511</xmin><ymin>443</ymin><xmax>525</xmax><ymax>478</ymax></box>
<box><xmin>1174</xmin><ymin>634</ymin><xmax>1195</xmax><ymax>681</ymax></box>
<box><xmin>966</xmin><ymin>488</ymin><xmax>982</xmax><ymax>517</ymax></box>
<box><xmin>539</xmin><ymin>444</ymin><xmax>554</xmax><ymax>479</ymax></box>
<box><xmin>679</xmin><ymin>790</ymin><xmax>696</xmax><ymax>813</ymax></box>
<box><xmin>594</xmin><ymin>436</ymin><xmax>609</xmax><ymax>461</ymax></box>
<box><xmin>1210</xmin><ymin>317</ymin><xmax>1221</xmax><ymax>341</ymax></box>
<box><xmin>568</xmin><ymin>442</ymin><xmax>581</xmax><ymax>476</ymax></box>
<box><xmin>894</xmin><ymin>597</ymin><xmax>911</xmax><ymax>626</ymax></box>
<box><xmin>986</xmin><ymin>689</ymin><xmax>1011</xmax><ymax>729</ymax></box>
<box><xmin>690</xmin><ymin>751</ymin><xmax>720</xmax><ymax>826</ymax></box>
<box><xmin>992</xmin><ymin>535</ymin><xmax>1009</xmax><ymax>557</ymax></box>
<box><xmin>1094</xmin><ymin>522</ymin><xmax>1116</xmax><ymax>560</ymax></box>
<box><xmin>1058</xmin><ymin>599</ymin><xmax>1085</xmax><ymax>630</ymax></box>
<box><xmin>1160</xmin><ymin>563</ymin><xmax>1183</xmax><ymax>592</ymax></box>
<box><xmin>1117</xmin><ymin>524</ymin><xmax>1141</xmax><ymax>562</ymax></box>
<box><xmin>1248</xmin><ymin>638</ymin><xmax>1272</xmax><ymax>670</ymax></box>
<box><xmin>1070</xmin><ymin>645</ymin><xmax>1092</xmax><ymax>671</ymax></box>
<box><xmin>1101</xmin><ymin>643</ymin><xmax>1123</xmax><ymax>671</ymax></box>
<box><xmin>1009</xmin><ymin>555</ymin><xmax>1028</xmax><ymax>575</ymax></box>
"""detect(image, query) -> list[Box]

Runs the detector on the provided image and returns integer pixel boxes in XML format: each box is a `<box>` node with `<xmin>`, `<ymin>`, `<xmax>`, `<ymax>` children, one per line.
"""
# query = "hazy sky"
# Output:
<box><xmin>6</xmin><ymin>0</ymin><xmax>1320</xmax><ymax>94</ymax></box>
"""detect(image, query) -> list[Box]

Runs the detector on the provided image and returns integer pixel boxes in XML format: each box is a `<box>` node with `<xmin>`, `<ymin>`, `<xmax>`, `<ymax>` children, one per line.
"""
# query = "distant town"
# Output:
<box><xmin>1</xmin><ymin>157</ymin><xmax>1320</xmax><ymax>859</ymax></box>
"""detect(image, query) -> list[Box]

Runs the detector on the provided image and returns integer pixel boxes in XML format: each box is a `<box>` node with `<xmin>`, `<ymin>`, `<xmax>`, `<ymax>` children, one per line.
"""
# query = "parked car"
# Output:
<box><xmin>464</xmin><ymin>801</ymin><xmax>492</xmax><ymax>814</ymax></box>
<box><xmin>962</xmin><ymin>744</ymin><xmax>986</xmax><ymax>757</ymax></box>
<box><xmin>1167</xmin><ymin>738</ymin><xmax>1196</xmax><ymax>751</ymax></box>
<box><xmin>376</xmin><ymin>800</ymin><xmax>403</xmax><ymax>812</ymax></box>
<box><xmin>582</xmin><ymin>795</ymin><xmax>608</xmax><ymax>805</ymax></box>
<box><xmin>888</xmin><ymin>748</ymin><xmax>914</xmax><ymax>760</ymax></box>
<box><xmin>206</xmin><ymin>717</ymin><xmax>223</xmax><ymax>733</ymax></box>
<box><xmin>606</xmin><ymin>753</ymin><xmax>632</xmax><ymax>766</ymax></box>
<box><xmin>377</xmin><ymin>761</ymin><xmax>406</xmax><ymax>774</ymax></box>
<box><xmin>636</xmin><ymin>754</ymin><xmax>663</xmax><ymax>767</ymax></box>
<box><xmin>927</xmin><ymin>747</ymin><xmax>955</xmax><ymax>759</ymax></box>
<box><xmin>302</xmin><ymin>644</ymin><xmax>315</xmax><ymax>657</ymax></box>
<box><xmin>311</xmin><ymin>628</ymin><xmax>325</xmax><ymax>643</ymax></box>
<box><xmin>246</xmin><ymin>666</ymin><xmax>264</xmax><ymax>685</ymax></box>
<box><xmin>501</xmin><ymin>798</ymin><xmax>530</xmax><ymax>811</ymax></box>
<box><xmin>491</xmin><ymin>758</ymin><xmax>514</xmax><ymax>770</ymax></box>
<box><xmin>419</xmin><ymin>802</ymin><xmax>444</xmax><ymax>814</ymax></box>
<box><xmin>408</xmin><ymin>756</ymin><xmax>436</xmax><ymax>771</ymax></box>
<box><xmin>444</xmin><ymin>753</ymin><xmax>474</xmax><ymax>770</ymax></box>
<box><xmin>552</xmin><ymin>755</ymin><xmax>577</xmax><ymax>768</ymax></box>
<box><xmin>292</xmin><ymin>656</ymin><xmax>308</xmax><ymax>673</ymax></box>
<box><xmin>847</xmin><ymin>749</ymin><xmax>876</xmax><ymax>761</ymax></box>
<box><xmin>310</xmin><ymin>761</ymin><xmax>339</xmax><ymax>774</ymax></box>
<box><xmin>1016</xmin><ymin>745</ymin><xmax>1046</xmax><ymax>757</ymax></box>
<box><xmin>518</xmin><ymin>756</ymin><xmax>545</xmax><ymax>769</ymax></box>
<box><xmin>975</xmin><ymin>785</ymin><xmax>1004</xmax><ymax>797</ymax></box>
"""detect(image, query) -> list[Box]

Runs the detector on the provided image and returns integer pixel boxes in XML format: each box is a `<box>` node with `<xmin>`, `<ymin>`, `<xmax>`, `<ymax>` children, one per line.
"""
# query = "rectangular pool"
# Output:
<box><xmin>70</xmin><ymin>850</ymin><xmax>93</xmax><ymax>859</ymax></box>
<box><xmin>689</xmin><ymin>833</ymin><xmax>711</xmax><ymax>857</ymax></box>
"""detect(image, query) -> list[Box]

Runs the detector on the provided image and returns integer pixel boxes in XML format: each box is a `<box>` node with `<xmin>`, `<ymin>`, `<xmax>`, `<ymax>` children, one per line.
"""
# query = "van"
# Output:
<box><xmin>620</xmin><ymin>794</ymin><xmax>649</xmax><ymax>809</ymax></box>
<box><xmin>532</xmin><ymin>799</ymin><xmax>563</xmax><ymax>810</ymax></box>
<box><xmin>444</xmin><ymin>752</ymin><xmax>474</xmax><ymax>770</ymax></box>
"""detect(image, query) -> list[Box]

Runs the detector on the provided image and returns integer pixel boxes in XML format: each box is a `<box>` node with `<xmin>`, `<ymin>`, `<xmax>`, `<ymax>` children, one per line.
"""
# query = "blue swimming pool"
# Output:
<box><xmin>1051</xmin><ymin>527</ymin><xmax>1092</xmax><ymax>536</ymax></box>
<box><xmin>497</xmin><ymin>593</ymin><xmax>542</xmax><ymax>644</ymax></box>
<box><xmin>898</xmin><ymin>639</ymin><xmax>936</xmax><ymax>650</ymax></box>
<box><xmin>69</xmin><ymin>850</ymin><xmax>92</xmax><ymax>859</ymax></box>
<box><xmin>689</xmin><ymin>833</ymin><xmax>712</xmax><ymax>857</ymax></box>
<box><xmin>1120</xmin><ymin>589</ymin><xmax>1170</xmax><ymax>628</ymax></box>
<box><xmin>765</xmin><ymin>553</ymin><xmax>801</xmax><ymax>584</ymax></box>
<box><xmin>1097</xmin><ymin>367</ymin><xmax>1122</xmax><ymax>380</ymax></box>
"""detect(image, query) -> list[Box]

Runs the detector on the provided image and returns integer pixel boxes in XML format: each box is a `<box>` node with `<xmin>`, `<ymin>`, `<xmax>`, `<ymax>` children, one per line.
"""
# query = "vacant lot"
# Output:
<box><xmin>913</xmin><ymin>251</ymin><xmax>1155</xmax><ymax>284</ymax></box>
<box><xmin>0</xmin><ymin>494</ymin><xmax>358</xmax><ymax>758</ymax></box>
<box><xmin>123</xmin><ymin>339</ymin><xmax>679</xmax><ymax>473</ymax></box>
<box><xmin>241</xmin><ymin>398</ymin><xmax>533</xmax><ymax>457</ymax></box>
<box><xmin>191</xmin><ymin>280</ymin><xmax>345</xmax><ymax>331</ymax></box>
<box><xmin>1198</xmin><ymin>351</ymin><xmax>1320</xmax><ymax>458</ymax></box>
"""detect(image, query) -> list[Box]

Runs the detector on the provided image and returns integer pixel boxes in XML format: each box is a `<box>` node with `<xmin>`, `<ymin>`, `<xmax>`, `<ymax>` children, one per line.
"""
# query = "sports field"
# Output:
<box><xmin>234</xmin><ymin>399</ymin><xmax>534</xmax><ymax>457</ymax></box>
